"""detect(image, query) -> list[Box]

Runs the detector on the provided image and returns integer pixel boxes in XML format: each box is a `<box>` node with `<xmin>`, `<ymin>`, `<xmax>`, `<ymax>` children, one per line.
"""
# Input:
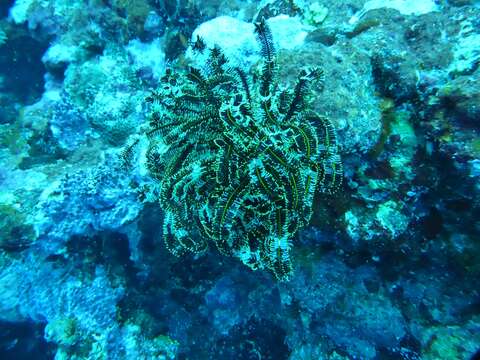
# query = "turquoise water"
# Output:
<box><xmin>0</xmin><ymin>1</ymin><xmax>479</xmax><ymax>359</ymax></box>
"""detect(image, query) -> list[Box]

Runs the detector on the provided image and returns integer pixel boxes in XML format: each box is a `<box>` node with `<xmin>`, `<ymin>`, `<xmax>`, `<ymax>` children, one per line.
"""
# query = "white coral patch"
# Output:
<box><xmin>349</xmin><ymin>0</ymin><xmax>439</xmax><ymax>24</ymax></box>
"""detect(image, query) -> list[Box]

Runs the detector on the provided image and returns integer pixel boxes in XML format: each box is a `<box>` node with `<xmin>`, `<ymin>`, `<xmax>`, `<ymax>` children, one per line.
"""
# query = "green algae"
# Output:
<box><xmin>369</xmin><ymin>99</ymin><xmax>396</xmax><ymax>159</ymax></box>
<box><xmin>0</xmin><ymin>203</ymin><xmax>35</xmax><ymax>251</ymax></box>
<box><xmin>0</xmin><ymin>123</ymin><xmax>29</xmax><ymax>156</ymax></box>
<box><xmin>45</xmin><ymin>317</ymin><xmax>79</xmax><ymax>347</ymax></box>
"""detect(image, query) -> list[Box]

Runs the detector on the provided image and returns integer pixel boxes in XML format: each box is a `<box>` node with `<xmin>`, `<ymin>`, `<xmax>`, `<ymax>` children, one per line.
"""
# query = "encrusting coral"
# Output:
<box><xmin>124</xmin><ymin>18</ymin><xmax>342</xmax><ymax>280</ymax></box>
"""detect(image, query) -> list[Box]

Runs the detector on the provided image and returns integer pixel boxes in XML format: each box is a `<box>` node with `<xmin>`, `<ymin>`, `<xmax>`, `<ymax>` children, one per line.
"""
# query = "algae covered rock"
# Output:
<box><xmin>44</xmin><ymin>317</ymin><xmax>78</xmax><ymax>348</ymax></box>
<box><xmin>437</xmin><ymin>71</ymin><xmax>480</xmax><ymax>125</ymax></box>
<box><xmin>0</xmin><ymin>203</ymin><xmax>35</xmax><ymax>251</ymax></box>
<box><xmin>63</xmin><ymin>50</ymin><xmax>145</xmax><ymax>146</ymax></box>
<box><xmin>35</xmin><ymin>155</ymin><xmax>142</xmax><ymax>255</ymax></box>
<box><xmin>278</xmin><ymin>40</ymin><xmax>382</xmax><ymax>154</ymax></box>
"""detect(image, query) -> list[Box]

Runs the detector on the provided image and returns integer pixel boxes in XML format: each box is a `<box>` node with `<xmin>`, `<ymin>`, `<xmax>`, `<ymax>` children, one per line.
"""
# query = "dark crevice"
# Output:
<box><xmin>0</xmin><ymin>320</ymin><xmax>55</xmax><ymax>360</ymax></box>
<box><xmin>0</xmin><ymin>1</ymin><xmax>15</xmax><ymax>18</ymax></box>
<box><xmin>0</xmin><ymin>29</ymin><xmax>48</xmax><ymax>104</ymax></box>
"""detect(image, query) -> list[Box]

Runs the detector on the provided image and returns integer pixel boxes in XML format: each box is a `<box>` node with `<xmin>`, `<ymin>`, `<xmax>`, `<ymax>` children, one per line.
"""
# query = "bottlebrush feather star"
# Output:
<box><xmin>124</xmin><ymin>18</ymin><xmax>342</xmax><ymax>280</ymax></box>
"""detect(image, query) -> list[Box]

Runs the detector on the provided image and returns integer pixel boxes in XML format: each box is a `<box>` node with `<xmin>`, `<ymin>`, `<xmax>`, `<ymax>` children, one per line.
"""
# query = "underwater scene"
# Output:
<box><xmin>0</xmin><ymin>0</ymin><xmax>479</xmax><ymax>359</ymax></box>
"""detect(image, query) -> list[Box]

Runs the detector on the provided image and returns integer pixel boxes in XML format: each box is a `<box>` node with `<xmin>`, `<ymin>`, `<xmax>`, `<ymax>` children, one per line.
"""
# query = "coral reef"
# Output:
<box><xmin>1</xmin><ymin>0</ymin><xmax>480</xmax><ymax>359</ymax></box>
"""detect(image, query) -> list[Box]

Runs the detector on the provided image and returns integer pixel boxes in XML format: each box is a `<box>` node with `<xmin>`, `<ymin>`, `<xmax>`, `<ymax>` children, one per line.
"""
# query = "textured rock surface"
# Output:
<box><xmin>1</xmin><ymin>0</ymin><xmax>480</xmax><ymax>359</ymax></box>
<box><xmin>35</xmin><ymin>155</ymin><xmax>142</xmax><ymax>255</ymax></box>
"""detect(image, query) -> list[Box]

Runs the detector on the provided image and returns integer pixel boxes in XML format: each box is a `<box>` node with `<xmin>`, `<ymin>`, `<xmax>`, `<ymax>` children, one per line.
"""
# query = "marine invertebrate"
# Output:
<box><xmin>134</xmin><ymin>18</ymin><xmax>342</xmax><ymax>280</ymax></box>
